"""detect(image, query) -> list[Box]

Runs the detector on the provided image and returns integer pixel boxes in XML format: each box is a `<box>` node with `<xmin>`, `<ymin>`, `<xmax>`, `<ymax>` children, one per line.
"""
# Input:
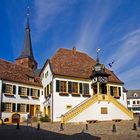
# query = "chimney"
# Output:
<box><xmin>72</xmin><ymin>46</ymin><xmax>76</xmax><ymax>55</ymax></box>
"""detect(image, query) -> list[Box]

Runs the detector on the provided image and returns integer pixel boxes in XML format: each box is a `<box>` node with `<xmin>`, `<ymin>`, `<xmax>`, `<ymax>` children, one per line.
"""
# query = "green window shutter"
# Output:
<box><xmin>68</xmin><ymin>81</ymin><xmax>72</xmax><ymax>93</ymax></box>
<box><xmin>13</xmin><ymin>85</ymin><xmax>16</xmax><ymax>94</ymax></box>
<box><xmin>27</xmin><ymin>88</ymin><xmax>30</xmax><ymax>96</ymax></box>
<box><xmin>18</xmin><ymin>87</ymin><xmax>21</xmax><ymax>95</ymax></box>
<box><xmin>26</xmin><ymin>104</ymin><xmax>29</xmax><ymax>112</ymax></box>
<box><xmin>38</xmin><ymin>90</ymin><xmax>40</xmax><ymax>97</ymax></box>
<box><xmin>79</xmin><ymin>83</ymin><xmax>83</xmax><ymax>94</ymax></box>
<box><xmin>56</xmin><ymin>80</ymin><xmax>60</xmax><ymax>92</ymax></box>
<box><xmin>119</xmin><ymin>87</ymin><xmax>121</xmax><ymax>96</ymax></box>
<box><xmin>12</xmin><ymin>103</ymin><xmax>16</xmax><ymax>112</ymax></box>
<box><xmin>2</xmin><ymin>83</ymin><xmax>6</xmax><ymax>93</ymax></box>
<box><xmin>17</xmin><ymin>104</ymin><xmax>20</xmax><ymax>112</ymax></box>
<box><xmin>30</xmin><ymin>89</ymin><xmax>33</xmax><ymax>96</ymax></box>
<box><xmin>86</xmin><ymin>84</ymin><xmax>89</xmax><ymax>94</ymax></box>
<box><xmin>1</xmin><ymin>103</ymin><xmax>4</xmax><ymax>112</ymax></box>
<box><xmin>110</xmin><ymin>86</ymin><xmax>114</xmax><ymax>96</ymax></box>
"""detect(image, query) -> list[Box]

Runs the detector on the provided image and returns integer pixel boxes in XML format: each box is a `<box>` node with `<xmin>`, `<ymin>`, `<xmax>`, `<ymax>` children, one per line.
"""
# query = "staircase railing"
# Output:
<box><xmin>61</xmin><ymin>94</ymin><xmax>98</xmax><ymax>123</ymax></box>
<box><xmin>109</xmin><ymin>95</ymin><xmax>133</xmax><ymax>119</ymax></box>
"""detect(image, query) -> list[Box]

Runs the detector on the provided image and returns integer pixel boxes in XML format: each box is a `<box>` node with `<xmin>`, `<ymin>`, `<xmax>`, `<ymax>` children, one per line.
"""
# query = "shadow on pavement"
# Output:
<box><xmin>0</xmin><ymin>124</ymin><xmax>101</xmax><ymax>140</ymax></box>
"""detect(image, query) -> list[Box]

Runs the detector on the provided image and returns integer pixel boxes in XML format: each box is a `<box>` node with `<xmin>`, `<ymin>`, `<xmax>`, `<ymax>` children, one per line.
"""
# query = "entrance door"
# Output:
<box><xmin>30</xmin><ymin>105</ymin><xmax>34</xmax><ymax>116</ymax></box>
<box><xmin>12</xmin><ymin>113</ymin><xmax>20</xmax><ymax>123</ymax></box>
<box><xmin>101</xmin><ymin>84</ymin><xmax>107</xmax><ymax>94</ymax></box>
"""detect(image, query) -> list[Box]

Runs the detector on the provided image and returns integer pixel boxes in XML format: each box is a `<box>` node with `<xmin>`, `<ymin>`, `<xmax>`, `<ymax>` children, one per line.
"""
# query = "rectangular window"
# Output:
<box><xmin>5</xmin><ymin>84</ymin><xmax>12</xmax><ymax>94</ymax></box>
<box><xmin>137</xmin><ymin>101</ymin><xmax>140</xmax><ymax>104</ymax></box>
<box><xmin>133</xmin><ymin>101</ymin><xmax>136</xmax><ymax>104</ymax></box>
<box><xmin>17</xmin><ymin>104</ymin><xmax>26</xmax><ymax>112</ymax></box>
<box><xmin>60</xmin><ymin>81</ymin><xmax>67</xmax><ymax>92</ymax></box>
<box><xmin>114</xmin><ymin>87</ymin><xmax>118</xmax><ymax>97</ymax></box>
<box><xmin>19</xmin><ymin>87</ymin><xmax>27</xmax><ymax>96</ymax></box>
<box><xmin>3</xmin><ymin>103</ymin><xmax>11</xmax><ymax>112</ymax></box>
<box><xmin>83</xmin><ymin>84</ymin><xmax>89</xmax><ymax>94</ymax></box>
<box><xmin>127</xmin><ymin>101</ymin><xmax>130</xmax><ymax>105</ymax></box>
<box><xmin>73</xmin><ymin>82</ymin><xmax>78</xmax><ymax>93</ymax></box>
<box><xmin>31</xmin><ymin>89</ymin><xmax>38</xmax><ymax>97</ymax></box>
<box><xmin>36</xmin><ymin>105</ymin><xmax>40</xmax><ymax>112</ymax></box>
<box><xmin>101</xmin><ymin>107</ymin><xmax>108</xmax><ymax>114</ymax></box>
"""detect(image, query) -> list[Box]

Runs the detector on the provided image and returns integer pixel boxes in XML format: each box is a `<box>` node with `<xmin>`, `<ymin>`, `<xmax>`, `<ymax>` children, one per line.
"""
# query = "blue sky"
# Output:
<box><xmin>0</xmin><ymin>0</ymin><xmax>140</xmax><ymax>89</ymax></box>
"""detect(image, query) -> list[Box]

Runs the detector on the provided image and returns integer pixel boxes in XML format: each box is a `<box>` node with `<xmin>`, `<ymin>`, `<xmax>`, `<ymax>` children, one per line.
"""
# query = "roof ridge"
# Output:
<box><xmin>0</xmin><ymin>58</ymin><xmax>33</xmax><ymax>72</ymax></box>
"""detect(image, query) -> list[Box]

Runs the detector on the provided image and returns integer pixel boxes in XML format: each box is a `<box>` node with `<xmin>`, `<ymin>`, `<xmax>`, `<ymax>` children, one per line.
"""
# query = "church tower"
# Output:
<box><xmin>16</xmin><ymin>8</ymin><xmax>37</xmax><ymax>70</ymax></box>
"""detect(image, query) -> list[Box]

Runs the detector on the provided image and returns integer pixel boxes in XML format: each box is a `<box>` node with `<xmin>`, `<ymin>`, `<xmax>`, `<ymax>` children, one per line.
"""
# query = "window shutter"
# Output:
<box><xmin>17</xmin><ymin>104</ymin><xmax>20</xmax><ymax>112</ymax></box>
<box><xmin>18</xmin><ymin>87</ymin><xmax>21</xmax><ymax>95</ymax></box>
<box><xmin>38</xmin><ymin>90</ymin><xmax>40</xmax><ymax>97</ymax></box>
<box><xmin>1</xmin><ymin>103</ymin><xmax>4</xmax><ymax>112</ymax></box>
<box><xmin>13</xmin><ymin>85</ymin><xmax>16</xmax><ymax>94</ymax></box>
<box><xmin>56</xmin><ymin>80</ymin><xmax>60</xmax><ymax>92</ymax></box>
<box><xmin>2</xmin><ymin>83</ymin><xmax>6</xmax><ymax>93</ymax></box>
<box><xmin>68</xmin><ymin>81</ymin><xmax>72</xmax><ymax>93</ymax></box>
<box><xmin>119</xmin><ymin>87</ymin><xmax>121</xmax><ymax>96</ymax></box>
<box><xmin>110</xmin><ymin>86</ymin><xmax>114</xmax><ymax>96</ymax></box>
<box><xmin>27</xmin><ymin>88</ymin><xmax>30</xmax><ymax>96</ymax></box>
<box><xmin>12</xmin><ymin>103</ymin><xmax>16</xmax><ymax>112</ymax></box>
<box><xmin>26</xmin><ymin>104</ymin><xmax>29</xmax><ymax>112</ymax></box>
<box><xmin>79</xmin><ymin>83</ymin><xmax>83</xmax><ymax>94</ymax></box>
<box><xmin>87</xmin><ymin>84</ymin><xmax>89</xmax><ymax>94</ymax></box>
<box><xmin>30</xmin><ymin>89</ymin><xmax>33</xmax><ymax>96</ymax></box>
<box><xmin>44</xmin><ymin>88</ymin><xmax>46</xmax><ymax>97</ymax></box>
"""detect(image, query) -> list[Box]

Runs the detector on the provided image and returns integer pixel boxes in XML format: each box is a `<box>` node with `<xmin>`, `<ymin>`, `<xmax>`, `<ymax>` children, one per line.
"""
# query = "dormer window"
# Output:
<box><xmin>133</xmin><ymin>93</ymin><xmax>138</xmax><ymax>98</ymax></box>
<box><xmin>28</xmin><ymin>77</ymin><xmax>34</xmax><ymax>82</ymax></box>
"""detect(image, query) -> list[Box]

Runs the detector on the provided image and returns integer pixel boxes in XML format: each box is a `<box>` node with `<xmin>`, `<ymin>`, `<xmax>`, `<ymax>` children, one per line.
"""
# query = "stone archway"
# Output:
<box><xmin>12</xmin><ymin>113</ymin><xmax>20</xmax><ymax>123</ymax></box>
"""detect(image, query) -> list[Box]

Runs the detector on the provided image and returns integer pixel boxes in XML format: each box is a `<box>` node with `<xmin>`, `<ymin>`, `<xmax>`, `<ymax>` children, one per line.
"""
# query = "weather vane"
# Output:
<box><xmin>96</xmin><ymin>48</ymin><xmax>100</xmax><ymax>63</ymax></box>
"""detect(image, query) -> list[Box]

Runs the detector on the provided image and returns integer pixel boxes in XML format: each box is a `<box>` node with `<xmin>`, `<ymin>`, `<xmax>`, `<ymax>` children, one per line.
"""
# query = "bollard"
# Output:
<box><xmin>112</xmin><ymin>124</ymin><xmax>116</xmax><ymax>132</ymax></box>
<box><xmin>60</xmin><ymin>123</ymin><xmax>64</xmax><ymax>131</ymax></box>
<box><xmin>132</xmin><ymin>123</ymin><xmax>137</xmax><ymax>131</ymax></box>
<box><xmin>16</xmin><ymin>122</ymin><xmax>20</xmax><ymax>129</ymax></box>
<box><xmin>138</xmin><ymin>116</ymin><xmax>140</xmax><ymax>127</ymax></box>
<box><xmin>85</xmin><ymin>123</ymin><xmax>88</xmax><ymax>131</ymax></box>
<box><xmin>37</xmin><ymin>123</ymin><xmax>40</xmax><ymax>131</ymax></box>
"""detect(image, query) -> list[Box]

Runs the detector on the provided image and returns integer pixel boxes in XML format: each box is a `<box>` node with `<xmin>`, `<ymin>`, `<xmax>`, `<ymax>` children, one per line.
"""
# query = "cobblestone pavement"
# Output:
<box><xmin>0</xmin><ymin>117</ymin><xmax>140</xmax><ymax>140</ymax></box>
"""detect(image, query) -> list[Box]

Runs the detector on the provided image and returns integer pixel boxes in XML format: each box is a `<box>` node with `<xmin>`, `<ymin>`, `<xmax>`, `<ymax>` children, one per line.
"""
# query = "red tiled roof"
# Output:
<box><xmin>50</xmin><ymin>48</ymin><xmax>123</xmax><ymax>84</ymax></box>
<box><xmin>0</xmin><ymin>59</ymin><xmax>42</xmax><ymax>87</ymax></box>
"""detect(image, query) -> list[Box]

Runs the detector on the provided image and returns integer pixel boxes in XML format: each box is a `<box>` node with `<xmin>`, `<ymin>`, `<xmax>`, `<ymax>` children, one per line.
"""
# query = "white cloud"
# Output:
<box><xmin>118</xmin><ymin>65</ymin><xmax>140</xmax><ymax>89</ymax></box>
<box><xmin>34</xmin><ymin>0</ymin><xmax>76</xmax><ymax>33</ymax></box>
<box><xmin>75</xmin><ymin>1</ymin><xmax>118</xmax><ymax>55</ymax></box>
<box><xmin>106</xmin><ymin>28</ymin><xmax>140</xmax><ymax>73</ymax></box>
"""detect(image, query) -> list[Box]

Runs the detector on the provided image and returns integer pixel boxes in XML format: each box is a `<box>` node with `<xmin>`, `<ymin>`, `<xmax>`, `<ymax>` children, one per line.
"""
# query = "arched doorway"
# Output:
<box><xmin>12</xmin><ymin>113</ymin><xmax>20</xmax><ymax>123</ymax></box>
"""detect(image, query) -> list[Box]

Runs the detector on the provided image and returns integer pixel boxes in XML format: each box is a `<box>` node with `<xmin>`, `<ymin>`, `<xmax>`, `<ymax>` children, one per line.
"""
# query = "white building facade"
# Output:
<box><xmin>40</xmin><ymin>48</ymin><xmax>133</xmax><ymax>123</ymax></box>
<box><xmin>127</xmin><ymin>90</ymin><xmax>140</xmax><ymax>114</ymax></box>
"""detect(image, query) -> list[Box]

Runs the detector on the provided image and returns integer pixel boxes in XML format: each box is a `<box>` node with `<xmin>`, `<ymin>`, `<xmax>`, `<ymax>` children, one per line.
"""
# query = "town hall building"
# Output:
<box><xmin>0</xmin><ymin>16</ymin><xmax>133</xmax><ymax>124</ymax></box>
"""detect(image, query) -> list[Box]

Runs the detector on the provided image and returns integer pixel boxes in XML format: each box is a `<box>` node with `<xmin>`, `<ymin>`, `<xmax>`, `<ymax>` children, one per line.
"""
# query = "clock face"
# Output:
<box><xmin>98</xmin><ymin>76</ymin><xmax>108</xmax><ymax>83</ymax></box>
<box><xmin>92</xmin><ymin>77</ymin><xmax>97</xmax><ymax>83</ymax></box>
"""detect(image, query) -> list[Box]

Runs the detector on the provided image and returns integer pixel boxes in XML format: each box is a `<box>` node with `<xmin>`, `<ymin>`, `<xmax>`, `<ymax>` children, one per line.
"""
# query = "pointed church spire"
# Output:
<box><xmin>16</xmin><ymin>5</ymin><xmax>37</xmax><ymax>70</ymax></box>
<box><xmin>17</xmin><ymin>6</ymin><xmax>34</xmax><ymax>60</ymax></box>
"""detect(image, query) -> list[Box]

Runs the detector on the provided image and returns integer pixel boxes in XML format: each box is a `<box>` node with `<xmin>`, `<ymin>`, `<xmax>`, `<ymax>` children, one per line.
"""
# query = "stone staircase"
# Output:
<box><xmin>61</xmin><ymin>94</ymin><xmax>98</xmax><ymax>123</ymax></box>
